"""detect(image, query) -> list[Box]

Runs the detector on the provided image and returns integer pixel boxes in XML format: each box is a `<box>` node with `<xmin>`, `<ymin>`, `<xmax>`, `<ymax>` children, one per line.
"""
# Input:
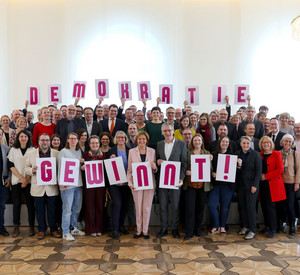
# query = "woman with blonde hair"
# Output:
<box><xmin>9</xmin><ymin>116</ymin><xmax>27</xmax><ymax>147</ymax></box>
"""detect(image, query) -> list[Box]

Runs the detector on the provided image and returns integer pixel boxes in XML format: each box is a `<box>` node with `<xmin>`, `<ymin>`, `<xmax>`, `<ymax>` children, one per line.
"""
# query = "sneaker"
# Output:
<box><xmin>238</xmin><ymin>227</ymin><xmax>248</xmax><ymax>235</ymax></box>
<box><xmin>244</xmin><ymin>231</ymin><xmax>255</xmax><ymax>240</ymax></box>
<box><xmin>91</xmin><ymin>233</ymin><xmax>97</xmax><ymax>237</ymax></box>
<box><xmin>71</xmin><ymin>228</ymin><xmax>85</xmax><ymax>236</ymax></box>
<box><xmin>63</xmin><ymin>233</ymin><xmax>75</xmax><ymax>241</ymax></box>
<box><xmin>97</xmin><ymin>233</ymin><xmax>102</xmax><ymax>236</ymax></box>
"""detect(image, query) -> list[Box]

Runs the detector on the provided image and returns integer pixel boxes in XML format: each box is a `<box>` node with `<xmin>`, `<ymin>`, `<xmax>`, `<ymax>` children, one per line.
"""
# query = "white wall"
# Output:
<box><xmin>1</xmin><ymin>0</ymin><xmax>300</xmax><ymax>120</ymax></box>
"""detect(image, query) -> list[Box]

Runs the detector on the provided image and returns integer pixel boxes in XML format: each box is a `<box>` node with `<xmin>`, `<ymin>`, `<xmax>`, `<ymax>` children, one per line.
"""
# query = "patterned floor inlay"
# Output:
<box><xmin>0</xmin><ymin>226</ymin><xmax>299</xmax><ymax>274</ymax></box>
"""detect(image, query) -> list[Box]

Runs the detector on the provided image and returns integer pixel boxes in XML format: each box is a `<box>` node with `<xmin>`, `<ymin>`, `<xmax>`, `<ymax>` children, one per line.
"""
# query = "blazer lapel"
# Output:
<box><xmin>168</xmin><ymin>139</ymin><xmax>177</xmax><ymax>160</ymax></box>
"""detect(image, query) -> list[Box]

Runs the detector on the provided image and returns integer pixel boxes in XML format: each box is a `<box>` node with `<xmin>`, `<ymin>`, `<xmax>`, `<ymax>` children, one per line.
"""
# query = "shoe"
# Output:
<box><xmin>157</xmin><ymin>229</ymin><xmax>168</xmax><ymax>238</ymax></box>
<box><xmin>112</xmin><ymin>230</ymin><xmax>119</xmax><ymax>240</ymax></box>
<box><xmin>244</xmin><ymin>231</ymin><xmax>255</xmax><ymax>240</ymax></box>
<box><xmin>128</xmin><ymin>223</ymin><xmax>135</xmax><ymax>231</ymax></box>
<box><xmin>51</xmin><ymin>231</ymin><xmax>62</xmax><ymax>238</ymax></box>
<box><xmin>268</xmin><ymin>231</ymin><xmax>277</xmax><ymax>238</ymax></box>
<box><xmin>184</xmin><ymin>235</ymin><xmax>193</xmax><ymax>240</ymax></box>
<box><xmin>37</xmin><ymin>232</ymin><xmax>45</xmax><ymax>240</ymax></box>
<box><xmin>143</xmin><ymin>234</ymin><xmax>150</xmax><ymax>239</ymax></box>
<box><xmin>259</xmin><ymin>227</ymin><xmax>269</xmax><ymax>234</ymax></box>
<box><xmin>71</xmin><ymin>227</ymin><xmax>85</xmax><ymax>236</ymax></box>
<box><xmin>209</xmin><ymin>228</ymin><xmax>220</xmax><ymax>235</ymax></box>
<box><xmin>220</xmin><ymin>229</ymin><xmax>227</xmax><ymax>235</ymax></box>
<box><xmin>133</xmin><ymin>233</ymin><xmax>142</xmax><ymax>239</ymax></box>
<box><xmin>277</xmin><ymin>222</ymin><xmax>285</xmax><ymax>233</ymax></box>
<box><xmin>0</xmin><ymin>227</ymin><xmax>9</xmax><ymax>236</ymax></box>
<box><xmin>194</xmin><ymin>229</ymin><xmax>202</xmax><ymax>237</ymax></box>
<box><xmin>119</xmin><ymin>226</ymin><xmax>129</xmax><ymax>234</ymax></box>
<box><xmin>289</xmin><ymin>224</ymin><xmax>296</xmax><ymax>236</ymax></box>
<box><xmin>172</xmin><ymin>230</ymin><xmax>180</xmax><ymax>238</ymax></box>
<box><xmin>97</xmin><ymin>233</ymin><xmax>102</xmax><ymax>236</ymax></box>
<box><xmin>13</xmin><ymin>224</ymin><xmax>20</xmax><ymax>237</ymax></box>
<box><xmin>63</xmin><ymin>233</ymin><xmax>75</xmax><ymax>241</ymax></box>
<box><xmin>91</xmin><ymin>233</ymin><xmax>97</xmax><ymax>237</ymax></box>
<box><xmin>29</xmin><ymin>227</ymin><xmax>35</xmax><ymax>237</ymax></box>
<box><xmin>239</xmin><ymin>227</ymin><xmax>248</xmax><ymax>235</ymax></box>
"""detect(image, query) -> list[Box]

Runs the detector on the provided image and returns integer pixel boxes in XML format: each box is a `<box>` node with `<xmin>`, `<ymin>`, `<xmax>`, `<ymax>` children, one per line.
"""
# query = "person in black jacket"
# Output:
<box><xmin>236</xmin><ymin>136</ymin><xmax>262</xmax><ymax>240</ymax></box>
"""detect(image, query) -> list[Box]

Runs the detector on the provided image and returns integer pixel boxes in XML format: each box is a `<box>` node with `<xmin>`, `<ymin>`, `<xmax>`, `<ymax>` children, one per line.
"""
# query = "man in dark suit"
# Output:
<box><xmin>55</xmin><ymin>104</ymin><xmax>87</xmax><ymax>146</ymax></box>
<box><xmin>238</xmin><ymin>106</ymin><xmax>265</xmax><ymax>139</ymax></box>
<box><xmin>100</xmin><ymin>104</ymin><xmax>127</xmax><ymax>137</ymax></box>
<box><xmin>237</xmin><ymin>122</ymin><xmax>260</xmax><ymax>152</ymax></box>
<box><xmin>267</xmin><ymin>118</ymin><xmax>285</xmax><ymax>151</ymax></box>
<box><xmin>213</xmin><ymin>108</ymin><xmax>237</xmax><ymax>141</ymax></box>
<box><xmin>83</xmin><ymin>107</ymin><xmax>103</xmax><ymax>137</ymax></box>
<box><xmin>209</xmin><ymin>124</ymin><xmax>237</xmax><ymax>153</ymax></box>
<box><xmin>156</xmin><ymin>122</ymin><xmax>187</xmax><ymax>239</ymax></box>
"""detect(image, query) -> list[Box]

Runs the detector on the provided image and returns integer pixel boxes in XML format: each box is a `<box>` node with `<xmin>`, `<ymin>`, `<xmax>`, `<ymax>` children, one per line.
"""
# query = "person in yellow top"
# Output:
<box><xmin>174</xmin><ymin>115</ymin><xmax>196</xmax><ymax>141</ymax></box>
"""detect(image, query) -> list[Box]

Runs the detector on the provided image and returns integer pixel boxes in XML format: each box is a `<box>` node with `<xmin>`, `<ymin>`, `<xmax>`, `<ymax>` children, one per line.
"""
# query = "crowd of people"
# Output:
<box><xmin>0</xmin><ymin>95</ymin><xmax>299</xmax><ymax>241</ymax></box>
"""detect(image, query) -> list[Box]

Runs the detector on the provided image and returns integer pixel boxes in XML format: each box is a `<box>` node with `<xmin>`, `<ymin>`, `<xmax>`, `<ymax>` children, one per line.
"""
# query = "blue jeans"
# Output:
<box><xmin>0</xmin><ymin>184</ymin><xmax>8</xmax><ymax>228</ymax></box>
<box><xmin>60</xmin><ymin>187</ymin><xmax>83</xmax><ymax>235</ymax></box>
<box><xmin>208</xmin><ymin>185</ymin><xmax>234</xmax><ymax>228</ymax></box>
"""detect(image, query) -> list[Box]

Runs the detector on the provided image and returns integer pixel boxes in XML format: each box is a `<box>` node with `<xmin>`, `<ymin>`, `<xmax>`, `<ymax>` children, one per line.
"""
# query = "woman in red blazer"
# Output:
<box><xmin>259</xmin><ymin>136</ymin><xmax>286</xmax><ymax>238</ymax></box>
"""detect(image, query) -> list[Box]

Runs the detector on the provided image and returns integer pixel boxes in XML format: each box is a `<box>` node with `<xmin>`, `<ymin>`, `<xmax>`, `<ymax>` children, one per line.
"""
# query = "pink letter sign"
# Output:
<box><xmin>185</xmin><ymin>86</ymin><xmax>199</xmax><ymax>106</ymax></box>
<box><xmin>48</xmin><ymin>85</ymin><xmax>61</xmax><ymax>103</ymax></box>
<box><xmin>137</xmin><ymin>81</ymin><xmax>151</xmax><ymax>101</ymax></box>
<box><xmin>118</xmin><ymin>81</ymin><xmax>132</xmax><ymax>100</ymax></box>
<box><xmin>36</xmin><ymin>158</ymin><xmax>56</xmax><ymax>185</ymax></box>
<box><xmin>59</xmin><ymin>158</ymin><xmax>80</xmax><ymax>186</ymax></box>
<box><xmin>159</xmin><ymin>85</ymin><xmax>173</xmax><ymax>104</ymax></box>
<box><xmin>95</xmin><ymin>79</ymin><xmax>109</xmax><ymax>99</ymax></box>
<box><xmin>72</xmin><ymin>81</ymin><xmax>86</xmax><ymax>98</ymax></box>
<box><xmin>190</xmin><ymin>155</ymin><xmax>211</xmax><ymax>182</ymax></box>
<box><xmin>212</xmin><ymin>85</ymin><xmax>227</xmax><ymax>104</ymax></box>
<box><xmin>159</xmin><ymin>161</ymin><xmax>181</xmax><ymax>190</ymax></box>
<box><xmin>104</xmin><ymin>157</ymin><xmax>127</xmax><ymax>185</ymax></box>
<box><xmin>132</xmin><ymin>162</ymin><xmax>153</xmax><ymax>190</ymax></box>
<box><xmin>27</xmin><ymin>87</ymin><xmax>40</xmax><ymax>105</ymax></box>
<box><xmin>234</xmin><ymin>85</ymin><xmax>249</xmax><ymax>104</ymax></box>
<box><xmin>85</xmin><ymin>160</ymin><xmax>105</xmax><ymax>189</ymax></box>
<box><xmin>216</xmin><ymin>154</ymin><xmax>237</xmax><ymax>183</ymax></box>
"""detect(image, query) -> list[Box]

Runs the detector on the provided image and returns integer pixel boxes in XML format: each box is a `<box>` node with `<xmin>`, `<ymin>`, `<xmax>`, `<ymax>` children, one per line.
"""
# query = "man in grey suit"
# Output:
<box><xmin>156</xmin><ymin>122</ymin><xmax>187</xmax><ymax>238</ymax></box>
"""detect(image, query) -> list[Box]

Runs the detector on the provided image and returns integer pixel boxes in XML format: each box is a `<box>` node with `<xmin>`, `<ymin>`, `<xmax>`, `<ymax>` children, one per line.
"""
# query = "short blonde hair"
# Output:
<box><xmin>259</xmin><ymin>136</ymin><xmax>275</xmax><ymax>151</ymax></box>
<box><xmin>16</xmin><ymin>116</ymin><xmax>27</xmax><ymax>128</ymax></box>
<box><xmin>113</xmin><ymin>131</ymin><xmax>128</xmax><ymax>144</ymax></box>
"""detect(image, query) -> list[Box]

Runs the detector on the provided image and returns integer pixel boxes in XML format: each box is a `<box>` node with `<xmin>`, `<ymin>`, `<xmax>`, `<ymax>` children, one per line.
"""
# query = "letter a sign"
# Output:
<box><xmin>85</xmin><ymin>160</ymin><xmax>105</xmax><ymax>188</ymax></box>
<box><xmin>36</xmin><ymin>158</ymin><xmax>56</xmax><ymax>185</ymax></box>
<box><xmin>159</xmin><ymin>161</ymin><xmax>181</xmax><ymax>190</ymax></box>
<box><xmin>132</xmin><ymin>162</ymin><xmax>153</xmax><ymax>190</ymax></box>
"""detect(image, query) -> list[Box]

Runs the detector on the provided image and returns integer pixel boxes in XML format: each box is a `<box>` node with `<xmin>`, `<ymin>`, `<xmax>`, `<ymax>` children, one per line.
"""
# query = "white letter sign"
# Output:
<box><xmin>191</xmin><ymin>155</ymin><xmax>211</xmax><ymax>182</ymax></box>
<box><xmin>72</xmin><ymin>81</ymin><xmax>86</xmax><ymax>98</ymax></box>
<box><xmin>137</xmin><ymin>81</ymin><xmax>151</xmax><ymax>101</ymax></box>
<box><xmin>235</xmin><ymin>84</ymin><xmax>249</xmax><ymax>104</ymax></box>
<box><xmin>95</xmin><ymin>79</ymin><xmax>109</xmax><ymax>99</ymax></box>
<box><xmin>59</xmin><ymin>158</ymin><xmax>80</xmax><ymax>186</ymax></box>
<box><xmin>85</xmin><ymin>160</ymin><xmax>105</xmax><ymax>189</ymax></box>
<box><xmin>216</xmin><ymin>154</ymin><xmax>237</xmax><ymax>183</ymax></box>
<box><xmin>104</xmin><ymin>157</ymin><xmax>127</xmax><ymax>185</ymax></box>
<box><xmin>118</xmin><ymin>81</ymin><xmax>132</xmax><ymax>100</ymax></box>
<box><xmin>48</xmin><ymin>85</ymin><xmax>61</xmax><ymax>103</ymax></box>
<box><xmin>36</xmin><ymin>157</ymin><xmax>56</xmax><ymax>185</ymax></box>
<box><xmin>212</xmin><ymin>85</ymin><xmax>227</xmax><ymax>104</ymax></box>
<box><xmin>27</xmin><ymin>87</ymin><xmax>40</xmax><ymax>106</ymax></box>
<box><xmin>132</xmin><ymin>162</ymin><xmax>153</xmax><ymax>190</ymax></box>
<box><xmin>185</xmin><ymin>86</ymin><xmax>199</xmax><ymax>106</ymax></box>
<box><xmin>159</xmin><ymin>161</ymin><xmax>181</xmax><ymax>190</ymax></box>
<box><xmin>159</xmin><ymin>84</ymin><xmax>173</xmax><ymax>104</ymax></box>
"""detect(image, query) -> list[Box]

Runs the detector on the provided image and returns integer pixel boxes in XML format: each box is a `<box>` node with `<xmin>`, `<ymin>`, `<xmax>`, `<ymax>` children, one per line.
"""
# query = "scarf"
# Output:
<box><xmin>281</xmin><ymin>148</ymin><xmax>292</xmax><ymax>172</ymax></box>
<box><xmin>87</xmin><ymin>150</ymin><xmax>103</xmax><ymax>160</ymax></box>
<box><xmin>198</xmin><ymin>124</ymin><xmax>211</xmax><ymax>148</ymax></box>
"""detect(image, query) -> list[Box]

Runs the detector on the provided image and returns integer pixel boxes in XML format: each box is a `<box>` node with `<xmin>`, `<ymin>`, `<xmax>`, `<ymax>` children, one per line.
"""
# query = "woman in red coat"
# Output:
<box><xmin>259</xmin><ymin>136</ymin><xmax>286</xmax><ymax>238</ymax></box>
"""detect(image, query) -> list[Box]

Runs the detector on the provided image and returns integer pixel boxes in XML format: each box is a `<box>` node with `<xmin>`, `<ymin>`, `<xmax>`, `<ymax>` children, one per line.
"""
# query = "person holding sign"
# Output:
<box><xmin>208</xmin><ymin>136</ymin><xmax>235</xmax><ymax>235</ymax></box>
<box><xmin>174</xmin><ymin>115</ymin><xmax>196</xmax><ymax>141</ymax></box>
<box><xmin>236</xmin><ymin>136</ymin><xmax>262</xmax><ymax>240</ymax></box>
<box><xmin>156</xmin><ymin>123</ymin><xmax>187</xmax><ymax>238</ymax></box>
<box><xmin>82</xmin><ymin>135</ymin><xmax>106</xmax><ymax>237</ymax></box>
<box><xmin>58</xmin><ymin>132</ymin><xmax>85</xmax><ymax>241</ymax></box>
<box><xmin>107</xmin><ymin>131</ymin><xmax>131</xmax><ymax>240</ymax></box>
<box><xmin>8</xmin><ymin>130</ymin><xmax>35</xmax><ymax>237</ymax></box>
<box><xmin>127</xmin><ymin>131</ymin><xmax>157</xmax><ymax>239</ymax></box>
<box><xmin>259</xmin><ymin>136</ymin><xmax>285</xmax><ymax>238</ymax></box>
<box><xmin>24</xmin><ymin>133</ymin><xmax>61</xmax><ymax>240</ymax></box>
<box><xmin>183</xmin><ymin>134</ymin><xmax>212</xmax><ymax>240</ymax></box>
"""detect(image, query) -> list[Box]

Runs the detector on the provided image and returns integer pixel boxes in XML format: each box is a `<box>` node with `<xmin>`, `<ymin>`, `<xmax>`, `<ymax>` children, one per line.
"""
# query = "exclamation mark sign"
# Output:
<box><xmin>224</xmin><ymin>155</ymin><xmax>230</xmax><ymax>180</ymax></box>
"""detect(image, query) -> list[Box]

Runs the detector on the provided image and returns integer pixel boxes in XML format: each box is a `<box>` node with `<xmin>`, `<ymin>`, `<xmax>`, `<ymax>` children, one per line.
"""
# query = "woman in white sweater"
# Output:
<box><xmin>58</xmin><ymin>132</ymin><xmax>85</xmax><ymax>241</ymax></box>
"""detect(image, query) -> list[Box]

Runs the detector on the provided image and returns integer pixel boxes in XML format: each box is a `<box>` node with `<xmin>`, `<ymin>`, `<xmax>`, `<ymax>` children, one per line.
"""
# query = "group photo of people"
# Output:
<box><xmin>0</xmin><ymin>95</ymin><xmax>299</xmax><ymax>242</ymax></box>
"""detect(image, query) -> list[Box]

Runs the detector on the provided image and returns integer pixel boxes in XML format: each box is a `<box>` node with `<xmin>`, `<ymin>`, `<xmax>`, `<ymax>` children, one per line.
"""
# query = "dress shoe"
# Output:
<box><xmin>157</xmin><ymin>229</ymin><xmax>168</xmax><ymax>238</ymax></box>
<box><xmin>244</xmin><ymin>231</ymin><xmax>255</xmax><ymax>240</ymax></box>
<box><xmin>13</xmin><ymin>224</ymin><xmax>20</xmax><ymax>237</ymax></box>
<box><xmin>133</xmin><ymin>233</ymin><xmax>143</xmax><ymax>239</ymax></box>
<box><xmin>268</xmin><ymin>231</ymin><xmax>277</xmax><ymax>238</ymax></box>
<box><xmin>51</xmin><ymin>231</ymin><xmax>62</xmax><ymax>238</ymax></box>
<box><xmin>259</xmin><ymin>227</ymin><xmax>269</xmax><ymax>234</ymax></box>
<box><xmin>238</xmin><ymin>227</ymin><xmax>248</xmax><ymax>235</ymax></box>
<box><xmin>29</xmin><ymin>227</ymin><xmax>35</xmax><ymax>237</ymax></box>
<box><xmin>0</xmin><ymin>227</ymin><xmax>9</xmax><ymax>236</ymax></box>
<box><xmin>37</xmin><ymin>232</ymin><xmax>45</xmax><ymax>240</ymax></box>
<box><xmin>143</xmin><ymin>234</ymin><xmax>150</xmax><ymax>239</ymax></box>
<box><xmin>184</xmin><ymin>235</ymin><xmax>193</xmax><ymax>240</ymax></box>
<box><xmin>112</xmin><ymin>230</ymin><xmax>119</xmax><ymax>240</ymax></box>
<box><xmin>119</xmin><ymin>226</ymin><xmax>129</xmax><ymax>234</ymax></box>
<box><xmin>172</xmin><ymin>230</ymin><xmax>180</xmax><ymax>238</ymax></box>
<box><xmin>289</xmin><ymin>224</ymin><xmax>296</xmax><ymax>236</ymax></box>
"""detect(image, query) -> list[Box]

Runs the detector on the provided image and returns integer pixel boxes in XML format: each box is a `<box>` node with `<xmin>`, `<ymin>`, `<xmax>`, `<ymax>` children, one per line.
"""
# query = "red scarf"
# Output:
<box><xmin>197</xmin><ymin>124</ymin><xmax>211</xmax><ymax>148</ymax></box>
